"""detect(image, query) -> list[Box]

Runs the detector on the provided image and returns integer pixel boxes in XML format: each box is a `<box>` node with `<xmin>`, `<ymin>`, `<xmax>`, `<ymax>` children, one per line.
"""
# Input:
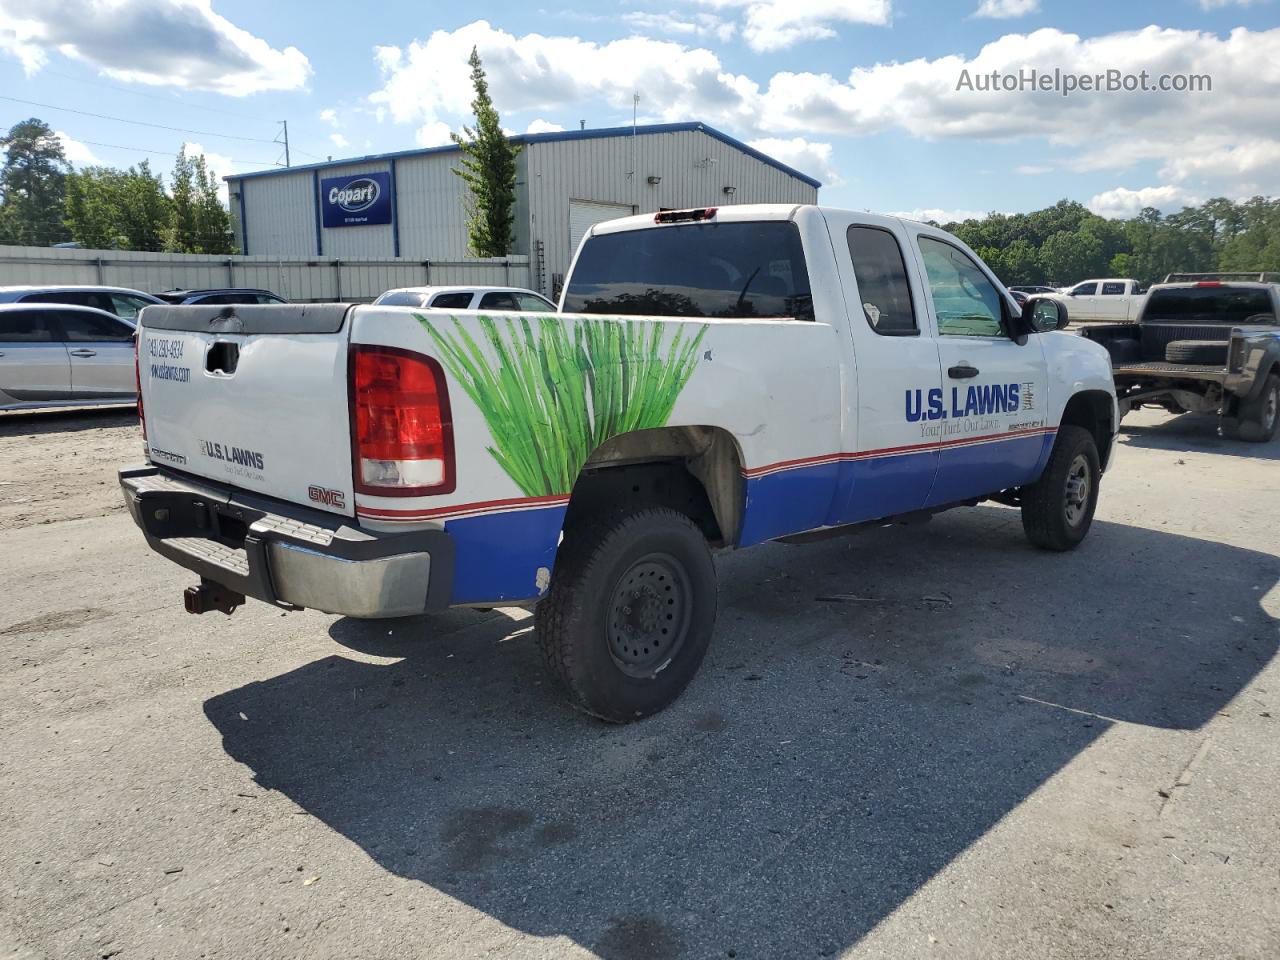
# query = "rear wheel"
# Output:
<box><xmin>535</xmin><ymin>506</ymin><xmax>717</xmax><ymax>722</ymax></box>
<box><xmin>1223</xmin><ymin>374</ymin><xmax>1279</xmax><ymax>443</ymax></box>
<box><xmin>1020</xmin><ymin>425</ymin><xmax>1101</xmax><ymax>551</ymax></box>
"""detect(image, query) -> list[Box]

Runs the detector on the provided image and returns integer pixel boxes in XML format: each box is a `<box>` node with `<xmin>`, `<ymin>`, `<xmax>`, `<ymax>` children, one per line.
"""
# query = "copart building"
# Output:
<box><xmin>224</xmin><ymin>121</ymin><xmax>821</xmax><ymax>298</ymax></box>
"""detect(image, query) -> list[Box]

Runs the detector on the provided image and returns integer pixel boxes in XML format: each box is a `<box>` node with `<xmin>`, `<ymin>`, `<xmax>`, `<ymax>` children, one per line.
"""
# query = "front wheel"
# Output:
<box><xmin>535</xmin><ymin>506</ymin><xmax>718</xmax><ymax>722</ymax></box>
<box><xmin>1223</xmin><ymin>374</ymin><xmax>1280</xmax><ymax>443</ymax></box>
<box><xmin>1020</xmin><ymin>425</ymin><xmax>1101</xmax><ymax>551</ymax></box>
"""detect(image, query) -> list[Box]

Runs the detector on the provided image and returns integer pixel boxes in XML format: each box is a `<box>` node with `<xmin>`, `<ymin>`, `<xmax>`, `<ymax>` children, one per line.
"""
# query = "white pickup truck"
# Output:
<box><xmin>1049</xmin><ymin>278</ymin><xmax>1147</xmax><ymax>323</ymax></box>
<box><xmin>121</xmin><ymin>204</ymin><xmax>1117</xmax><ymax>721</ymax></box>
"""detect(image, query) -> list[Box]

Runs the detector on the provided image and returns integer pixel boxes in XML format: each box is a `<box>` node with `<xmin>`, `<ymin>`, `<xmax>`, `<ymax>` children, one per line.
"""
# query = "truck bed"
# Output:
<box><xmin>1112</xmin><ymin>360</ymin><xmax>1227</xmax><ymax>382</ymax></box>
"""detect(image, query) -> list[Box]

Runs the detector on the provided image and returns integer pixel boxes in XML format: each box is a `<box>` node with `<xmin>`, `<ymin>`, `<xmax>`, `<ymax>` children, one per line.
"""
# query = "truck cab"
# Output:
<box><xmin>1051</xmin><ymin>278</ymin><xmax>1146</xmax><ymax>323</ymax></box>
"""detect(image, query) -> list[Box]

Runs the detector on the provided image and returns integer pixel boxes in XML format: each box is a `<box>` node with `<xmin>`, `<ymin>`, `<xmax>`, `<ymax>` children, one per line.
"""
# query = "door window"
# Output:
<box><xmin>110</xmin><ymin>294</ymin><xmax>153</xmax><ymax>320</ymax></box>
<box><xmin>478</xmin><ymin>292</ymin><xmax>520</xmax><ymax>311</ymax></box>
<box><xmin>0</xmin><ymin>311</ymin><xmax>56</xmax><ymax>341</ymax></box>
<box><xmin>847</xmin><ymin>226</ymin><xmax>917</xmax><ymax>335</ymax></box>
<box><xmin>1099</xmin><ymin>282</ymin><xmax>1125</xmax><ymax>295</ymax></box>
<box><xmin>429</xmin><ymin>292</ymin><xmax>474</xmax><ymax>309</ymax></box>
<box><xmin>1070</xmin><ymin>282</ymin><xmax>1098</xmax><ymax>296</ymax></box>
<box><xmin>917</xmin><ymin>236</ymin><xmax>1006</xmax><ymax>337</ymax></box>
<box><xmin>514</xmin><ymin>293</ymin><xmax>556</xmax><ymax>312</ymax></box>
<box><xmin>58</xmin><ymin>311</ymin><xmax>134</xmax><ymax>342</ymax></box>
<box><xmin>254</xmin><ymin>293</ymin><xmax>286</xmax><ymax>304</ymax></box>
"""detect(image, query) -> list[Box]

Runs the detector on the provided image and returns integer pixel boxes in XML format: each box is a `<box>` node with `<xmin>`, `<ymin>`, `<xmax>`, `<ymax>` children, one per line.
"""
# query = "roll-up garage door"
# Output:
<box><xmin>569</xmin><ymin>200</ymin><xmax>634</xmax><ymax>260</ymax></box>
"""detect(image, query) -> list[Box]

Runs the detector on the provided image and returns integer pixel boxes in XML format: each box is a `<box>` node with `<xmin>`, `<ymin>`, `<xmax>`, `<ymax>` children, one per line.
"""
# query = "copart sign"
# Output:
<box><xmin>320</xmin><ymin>171</ymin><xmax>392</xmax><ymax>227</ymax></box>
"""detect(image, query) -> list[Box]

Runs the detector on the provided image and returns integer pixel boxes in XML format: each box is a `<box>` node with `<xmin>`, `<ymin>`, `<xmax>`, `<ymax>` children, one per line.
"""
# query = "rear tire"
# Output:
<box><xmin>1020</xmin><ymin>425</ymin><xmax>1101</xmax><ymax>551</ymax></box>
<box><xmin>535</xmin><ymin>506</ymin><xmax>718</xmax><ymax>722</ymax></box>
<box><xmin>1223</xmin><ymin>374</ymin><xmax>1280</xmax><ymax>443</ymax></box>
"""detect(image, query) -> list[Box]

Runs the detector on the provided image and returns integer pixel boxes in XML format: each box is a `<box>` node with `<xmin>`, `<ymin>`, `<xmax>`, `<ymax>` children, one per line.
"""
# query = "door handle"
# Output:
<box><xmin>69</xmin><ymin>349</ymin><xmax>97</xmax><ymax>357</ymax></box>
<box><xmin>948</xmin><ymin>364</ymin><xmax>979</xmax><ymax>379</ymax></box>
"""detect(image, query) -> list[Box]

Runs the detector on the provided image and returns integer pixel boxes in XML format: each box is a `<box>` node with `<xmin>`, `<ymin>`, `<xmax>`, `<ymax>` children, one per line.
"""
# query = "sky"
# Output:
<box><xmin>0</xmin><ymin>0</ymin><xmax>1278</xmax><ymax>222</ymax></box>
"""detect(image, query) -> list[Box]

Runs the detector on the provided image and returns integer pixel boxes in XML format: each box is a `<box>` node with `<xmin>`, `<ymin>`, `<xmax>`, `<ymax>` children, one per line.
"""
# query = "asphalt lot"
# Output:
<box><xmin>1</xmin><ymin>406</ymin><xmax>1278</xmax><ymax>960</ymax></box>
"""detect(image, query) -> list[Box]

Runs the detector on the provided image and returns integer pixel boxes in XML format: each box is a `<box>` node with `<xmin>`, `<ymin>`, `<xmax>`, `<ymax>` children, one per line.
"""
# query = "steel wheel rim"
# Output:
<box><xmin>1064</xmin><ymin>454</ymin><xmax>1091</xmax><ymax>527</ymax></box>
<box><xmin>606</xmin><ymin>552</ymin><xmax>692</xmax><ymax>678</ymax></box>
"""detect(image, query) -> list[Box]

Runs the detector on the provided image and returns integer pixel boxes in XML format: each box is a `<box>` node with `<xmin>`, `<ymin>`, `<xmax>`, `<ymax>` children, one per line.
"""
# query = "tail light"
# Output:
<box><xmin>134</xmin><ymin>334</ymin><xmax>146</xmax><ymax>440</ymax></box>
<box><xmin>654</xmin><ymin>207</ymin><xmax>717</xmax><ymax>224</ymax></box>
<box><xmin>350</xmin><ymin>344</ymin><xmax>455</xmax><ymax>496</ymax></box>
<box><xmin>1195</xmin><ymin>281</ymin><xmax>1223</xmax><ymax>287</ymax></box>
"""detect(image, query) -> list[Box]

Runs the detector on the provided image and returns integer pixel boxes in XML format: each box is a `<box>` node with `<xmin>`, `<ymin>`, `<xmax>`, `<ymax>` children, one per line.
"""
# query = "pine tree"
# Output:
<box><xmin>166</xmin><ymin>147</ymin><xmax>197</xmax><ymax>253</ymax></box>
<box><xmin>0</xmin><ymin>118</ymin><xmax>70</xmax><ymax>246</ymax></box>
<box><xmin>451</xmin><ymin>47</ymin><xmax>521</xmax><ymax>257</ymax></box>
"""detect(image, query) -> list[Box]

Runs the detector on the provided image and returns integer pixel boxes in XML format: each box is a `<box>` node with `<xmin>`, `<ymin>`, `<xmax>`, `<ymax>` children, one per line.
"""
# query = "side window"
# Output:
<box><xmin>0</xmin><ymin>311</ymin><xmax>55</xmax><ymax>342</ymax></box>
<box><xmin>58</xmin><ymin>311</ymin><xmax>134</xmax><ymax>343</ymax></box>
<box><xmin>917</xmin><ymin>236</ymin><xmax>1006</xmax><ymax>338</ymax></box>
<box><xmin>255</xmin><ymin>294</ymin><xmax>286</xmax><ymax>304</ymax></box>
<box><xmin>1071</xmin><ymin>282</ymin><xmax>1098</xmax><ymax>296</ymax></box>
<box><xmin>515</xmin><ymin>293</ymin><xmax>555</xmax><ymax>312</ymax></box>
<box><xmin>429</xmin><ymin>292</ymin><xmax>474</xmax><ymax>310</ymax></box>
<box><xmin>110</xmin><ymin>294</ymin><xmax>151</xmax><ymax>320</ymax></box>
<box><xmin>1100</xmin><ymin>282</ymin><xmax>1125</xmax><ymax>295</ymax></box>
<box><xmin>846</xmin><ymin>225</ymin><xmax>917</xmax><ymax>335</ymax></box>
<box><xmin>478</xmin><ymin>292</ymin><xmax>520</xmax><ymax>311</ymax></box>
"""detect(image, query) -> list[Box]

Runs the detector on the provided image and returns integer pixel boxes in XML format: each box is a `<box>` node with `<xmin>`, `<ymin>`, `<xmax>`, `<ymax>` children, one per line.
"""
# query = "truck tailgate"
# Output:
<box><xmin>137</xmin><ymin>303</ymin><xmax>355</xmax><ymax>517</ymax></box>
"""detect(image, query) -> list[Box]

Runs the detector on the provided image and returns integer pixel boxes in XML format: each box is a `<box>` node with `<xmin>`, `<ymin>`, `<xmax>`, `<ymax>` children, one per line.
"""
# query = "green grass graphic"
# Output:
<box><xmin>418</xmin><ymin>313</ymin><xmax>708</xmax><ymax>497</ymax></box>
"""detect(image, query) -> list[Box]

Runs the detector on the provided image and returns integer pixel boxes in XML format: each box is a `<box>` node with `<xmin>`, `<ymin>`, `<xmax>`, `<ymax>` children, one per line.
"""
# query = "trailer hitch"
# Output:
<box><xmin>184</xmin><ymin>579</ymin><xmax>245</xmax><ymax>615</ymax></box>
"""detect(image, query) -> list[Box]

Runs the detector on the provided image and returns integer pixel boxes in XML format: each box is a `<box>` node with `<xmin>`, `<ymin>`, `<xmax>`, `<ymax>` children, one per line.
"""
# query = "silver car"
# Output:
<box><xmin>0</xmin><ymin>285</ymin><xmax>162</xmax><ymax>322</ymax></box>
<box><xmin>0</xmin><ymin>303</ymin><xmax>137</xmax><ymax>411</ymax></box>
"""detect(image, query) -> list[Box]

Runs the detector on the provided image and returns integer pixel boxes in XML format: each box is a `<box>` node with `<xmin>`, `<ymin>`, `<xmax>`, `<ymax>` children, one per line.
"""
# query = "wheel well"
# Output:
<box><xmin>1061</xmin><ymin>390</ymin><xmax>1115</xmax><ymax>469</ymax></box>
<box><xmin>562</xmin><ymin>426</ymin><xmax>745</xmax><ymax>547</ymax></box>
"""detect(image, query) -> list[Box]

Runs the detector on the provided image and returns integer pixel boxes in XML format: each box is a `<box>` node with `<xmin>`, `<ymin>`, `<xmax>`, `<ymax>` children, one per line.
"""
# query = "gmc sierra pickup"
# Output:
<box><xmin>121</xmin><ymin>204</ymin><xmax>1117</xmax><ymax>721</ymax></box>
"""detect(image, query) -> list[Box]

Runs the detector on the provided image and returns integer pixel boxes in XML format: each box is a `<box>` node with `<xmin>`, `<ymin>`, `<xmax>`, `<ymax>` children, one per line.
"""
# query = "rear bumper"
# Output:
<box><xmin>119</xmin><ymin>466</ymin><xmax>454</xmax><ymax>618</ymax></box>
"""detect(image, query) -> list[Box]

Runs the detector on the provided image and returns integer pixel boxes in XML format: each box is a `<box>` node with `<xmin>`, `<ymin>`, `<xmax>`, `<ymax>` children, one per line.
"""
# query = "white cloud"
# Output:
<box><xmin>526</xmin><ymin>118</ymin><xmax>566</xmax><ymax>134</ymax></box>
<box><xmin>891</xmin><ymin>208</ymin><xmax>992</xmax><ymax>224</ymax></box>
<box><xmin>1014</xmin><ymin>163</ymin><xmax>1053</xmax><ymax>174</ymax></box>
<box><xmin>697</xmin><ymin>0</ymin><xmax>891</xmax><ymax>52</ymax></box>
<box><xmin>1088</xmin><ymin>185</ymin><xmax>1200</xmax><ymax>218</ymax></box>
<box><xmin>329</xmin><ymin>132</ymin><xmax>350</xmax><ymax>149</ymax></box>
<box><xmin>623</xmin><ymin>11</ymin><xmax>736</xmax><ymax>42</ymax></box>
<box><xmin>0</xmin><ymin>0</ymin><xmax>310</xmax><ymax>95</ymax></box>
<box><xmin>369</xmin><ymin>21</ymin><xmax>1280</xmax><ymax>200</ymax></box>
<box><xmin>54</xmin><ymin>130</ymin><xmax>96</xmax><ymax>166</ymax></box>
<box><xmin>747</xmin><ymin>137</ymin><xmax>840</xmax><ymax>185</ymax></box>
<box><xmin>1197</xmin><ymin>0</ymin><xmax>1264</xmax><ymax>8</ymax></box>
<box><xmin>973</xmin><ymin>0</ymin><xmax>1039</xmax><ymax>18</ymax></box>
<box><xmin>415</xmin><ymin>121</ymin><xmax>453</xmax><ymax>148</ymax></box>
<box><xmin>319</xmin><ymin>109</ymin><xmax>338</xmax><ymax>127</ymax></box>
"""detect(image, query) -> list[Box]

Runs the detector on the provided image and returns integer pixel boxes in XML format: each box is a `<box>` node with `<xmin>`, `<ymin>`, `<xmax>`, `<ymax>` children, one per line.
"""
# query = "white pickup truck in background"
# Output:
<box><xmin>1048</xmin><ymin>278</ymin><xmax>1147</xmax><ymax>323</ymax></box>
<box><xmin>121</xmin><ymin>204</ymin><xmax>1117</xmax><ymax>721</ymax></box>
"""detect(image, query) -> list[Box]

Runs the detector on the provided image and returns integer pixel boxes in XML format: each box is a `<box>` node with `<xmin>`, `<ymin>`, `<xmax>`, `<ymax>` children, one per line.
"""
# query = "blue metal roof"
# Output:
<box><xmin>225</xmin><ymin>121</ymin><xmax>822</xmax><ymax>189</ymax></box>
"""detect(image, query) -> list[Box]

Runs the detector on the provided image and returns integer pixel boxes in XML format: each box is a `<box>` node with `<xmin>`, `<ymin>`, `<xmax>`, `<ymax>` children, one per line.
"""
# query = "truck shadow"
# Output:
<box><xmin>204</xmin><ymin>508</ymin><xmax>1278</xmax><ymax>959</ymax></box>
<box><xmin>1119</xmin><ymin>412</ymin><xmax>1280</xmax><ymax>460</ymax></box>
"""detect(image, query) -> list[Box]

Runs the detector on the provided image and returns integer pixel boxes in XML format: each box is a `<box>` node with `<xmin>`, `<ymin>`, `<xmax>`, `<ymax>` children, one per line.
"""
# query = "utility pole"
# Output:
<box><xmin>275</xmin><ymin>120</ymin><xmax>291</xmax><ymax>167</ymax></box>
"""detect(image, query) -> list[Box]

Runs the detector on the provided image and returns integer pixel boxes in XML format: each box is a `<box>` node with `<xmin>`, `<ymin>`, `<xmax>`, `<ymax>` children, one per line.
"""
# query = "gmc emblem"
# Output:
<box><xmin>307</xmin><ymin>485</ymin><xmax>346</xmax><ymax>509</ymax></box>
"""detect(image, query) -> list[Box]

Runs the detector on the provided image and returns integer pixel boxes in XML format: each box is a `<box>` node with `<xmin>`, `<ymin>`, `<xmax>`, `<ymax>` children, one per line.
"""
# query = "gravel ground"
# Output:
<box><xmin>0</xmin><ymin>406</ymin><xmax>1277</xmax><ymax>960</ymax></box>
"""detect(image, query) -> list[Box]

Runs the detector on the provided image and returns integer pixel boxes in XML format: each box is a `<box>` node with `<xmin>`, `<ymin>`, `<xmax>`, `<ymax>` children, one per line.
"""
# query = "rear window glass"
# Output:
<box><xmin>847</xmin><ymin>226</ymin><xmax>916</xmax><ymax>334</ymax></box>
<box><xmin>563</xmin><ymin>221</ymin><xmax>813</xmax><ymax>321</ymax></box>
<box><xmin>1144</xmin><ymin>287</ymin><xmax>1274</xmax><ymax>324</ymax></box>
<box><xmin>377</xmin><ymin>291</ymin><xmax>428</xmax><ymax>307</ymax></box>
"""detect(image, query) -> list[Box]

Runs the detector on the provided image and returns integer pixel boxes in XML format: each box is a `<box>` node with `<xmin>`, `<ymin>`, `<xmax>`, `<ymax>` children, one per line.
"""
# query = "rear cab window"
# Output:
<box><xmin>1144</xmin><ymin>286</ymin><xmax>1275</xmax><ymax>324</ymax></box>
<box><xmin>563</xmin><ymin>221</ymin><xmax>813</xmax><ymax>320</ymax></box>
<box><xmin>847</xmin><ymin>226</ymin><xmax>917</xmax><ymax>335</ymax></box>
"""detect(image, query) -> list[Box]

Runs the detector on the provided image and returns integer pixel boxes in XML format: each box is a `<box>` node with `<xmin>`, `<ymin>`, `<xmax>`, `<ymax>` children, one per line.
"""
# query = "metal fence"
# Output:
<box><xmin>0</xmin><ymin>245</ymin><xmax>533</xmax><ymax>302</ymax></box>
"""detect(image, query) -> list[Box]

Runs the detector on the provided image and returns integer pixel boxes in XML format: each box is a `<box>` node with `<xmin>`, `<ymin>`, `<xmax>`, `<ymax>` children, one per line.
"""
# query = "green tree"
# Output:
<box><xmin>63</xmin><ymin>162</ymin><xmax>171</xmax><ymax>251</ymax></box>
<box><xmin>1039</xmin><ymin>229</ymin><xmax>1102</xmax><ymax>285</ymax></box>
<box><xmin>191</xmin><ymin>153</ymin><xmax>234</xmax><ymax>254</ymax></box>
<box><xmin>451</xmin><ymin>47</ymin><xmax>521</xmax><ymax>257</ymax></box>
<box><xmin>165</xmin><ymin>147</ymin><xmax>197</xmax><ymax>253</ymax></box>
<box><xmin>0</xmin><ymin>118</ymin><xmax>70</xmax><ymax>246</ymax></box>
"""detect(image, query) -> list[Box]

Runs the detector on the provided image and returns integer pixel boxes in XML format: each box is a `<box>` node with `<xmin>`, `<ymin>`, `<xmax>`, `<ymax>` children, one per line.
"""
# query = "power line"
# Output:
<box><xmin>70</xmin><ymin>137</ymin><xmax>277</xmax><ymax>167</ymax></box>
<box><xmin>32</xmin><ymin>67</ymin><xmax>275</xmax><ymax>124</ymax></box>
<box><xmin>0</xmin><ymin>95</ymin><xmax>278</xmax><ymax>143</ymax></box>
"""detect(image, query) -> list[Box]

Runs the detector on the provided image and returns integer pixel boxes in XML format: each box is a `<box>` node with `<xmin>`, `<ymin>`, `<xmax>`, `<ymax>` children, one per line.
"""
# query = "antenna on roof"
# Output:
<box><xmin>579</xmin><ymin>120</ymin><xmax>585</xmax><ymax>130</ymax></box>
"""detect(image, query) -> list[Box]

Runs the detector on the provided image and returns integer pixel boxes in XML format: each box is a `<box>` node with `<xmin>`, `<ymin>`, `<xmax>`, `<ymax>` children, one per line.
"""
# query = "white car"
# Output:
<box><xmin>122</xmin><ymin>204</ymin><xmax>1117</xmax><ymax>721</ymax></box>
<box><xmin>1048</xmin><ymin>278</ymin><xmax>1147</xmax><ymax>323</ymax></box>
<box><xmin>373</xmin><ymin>285</ymin><xmax>556</xmax><ymax>312</ymax></box>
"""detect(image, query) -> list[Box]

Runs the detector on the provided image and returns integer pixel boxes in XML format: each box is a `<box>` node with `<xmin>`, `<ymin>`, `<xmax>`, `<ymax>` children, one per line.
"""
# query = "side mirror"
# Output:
<box><xmin>1023</xmin><ymin>296</ymin><xmax>1068</xmax><ymax>333</ymax></box>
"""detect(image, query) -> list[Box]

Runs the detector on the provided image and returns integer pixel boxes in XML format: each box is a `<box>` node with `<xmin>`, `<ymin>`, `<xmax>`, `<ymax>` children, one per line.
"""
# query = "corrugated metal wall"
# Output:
<box><xmin>0</xmin><ymin>246</ymin><xmax>531</xmax><ymax>302</ymax></box>
<box><xmin>525</xmin><ymin>129</ymin><xmax>817</xmax><ymax>294</ymax></box>
<box><xmin>237</xmin><ymin>171</ymin><xmax>313</xmax><ymax>258</ymax></box>
<box><xmin>395</xmin><ymin>152</ymin><xmax>471</xmax><ymax>260</ymax></box>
